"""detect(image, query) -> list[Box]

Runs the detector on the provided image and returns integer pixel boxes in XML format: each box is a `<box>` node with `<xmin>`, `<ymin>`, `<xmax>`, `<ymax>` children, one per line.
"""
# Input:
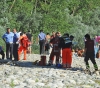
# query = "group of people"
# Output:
<box><xmin>38</xmin><ymin>30</ymin><xmax>98</xmax><ymax>72</ymax></box>
<box><xmin>38</xmin><ymin>30</ymin><xmax>74</xmax><ymax>68</ymax></box>
<box><xmin>0</xmin><ymin>28</ymin><xmax>99</xmax><ymax>72</ymax></box>
<box><xmin>0</xmin><ymin>28</ymin><xmax>33</xmax><ymax>61</ymax></box>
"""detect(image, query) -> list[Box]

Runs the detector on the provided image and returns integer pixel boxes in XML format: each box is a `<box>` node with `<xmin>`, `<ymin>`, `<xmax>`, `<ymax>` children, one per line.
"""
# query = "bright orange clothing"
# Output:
<box><xmin>18</xmin><ymin>35</ymin><xmax>27</xmax><ymax>60</ymax></box>
<box><xmin>18</xmin><ymin>45</ymin><xmax>27</xmax><ymax>60</ymax></box>
<box><xmin>62</xmin><ymin>48</ymin><xmax>72</xmax><ymax>68</ymax></box>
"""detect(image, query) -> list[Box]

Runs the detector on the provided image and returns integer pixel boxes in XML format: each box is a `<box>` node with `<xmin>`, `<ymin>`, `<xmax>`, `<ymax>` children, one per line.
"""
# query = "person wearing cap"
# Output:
<box><xmin>2</xmin><ymin>28</ymin><xmax>14</xmax><ymax>60</ymax></box>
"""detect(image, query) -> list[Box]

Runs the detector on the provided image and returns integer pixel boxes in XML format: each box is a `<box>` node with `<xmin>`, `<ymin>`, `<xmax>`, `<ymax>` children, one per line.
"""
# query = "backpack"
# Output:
<box><xmin>21</xmin><ymin>36</ymin><xmax>29</xmax><ymax>48</ymax></box>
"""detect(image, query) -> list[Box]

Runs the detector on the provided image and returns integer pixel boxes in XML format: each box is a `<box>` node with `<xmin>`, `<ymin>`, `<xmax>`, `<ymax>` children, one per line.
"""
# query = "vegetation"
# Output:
<box><xmin>0</xmin><ymin>0</ymin><xmax>100</xmax><ymax>53</ymax></box>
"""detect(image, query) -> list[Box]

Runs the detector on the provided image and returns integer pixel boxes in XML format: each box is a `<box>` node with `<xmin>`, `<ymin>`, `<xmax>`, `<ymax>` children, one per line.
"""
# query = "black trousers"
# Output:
<box><xmin>13</xmin><ymin>44</ymin><xmax>19</xmax><ymax>61</ymax></box>
<box><xmin>39</xmin><ymin>40</ymin><xmax>45</xmax><ymax>54</ymax></box>
<box><xmin>6</xmin><ymin>43</ymin><xmax>13</xmax><ymax>60</ymax></box>
<box><xmin>0</xmin><ymin>50</ymin><xmax>5</xmax><ymax>59</ymax></box>
<box><xmin>84</xmin><ymin>51</ymin><xmax>97</xmax><ymax>66</ymax></box>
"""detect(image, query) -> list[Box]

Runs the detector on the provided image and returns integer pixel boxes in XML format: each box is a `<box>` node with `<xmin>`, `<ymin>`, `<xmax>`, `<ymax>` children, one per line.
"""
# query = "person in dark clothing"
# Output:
<box><xmin>84</xmin><ymin>34</ymin><xmax>98</xmax><ymax>71</ymax></box>
<box><xmin>2</xmin><ymin>28</ymin><xmax>14</xmax><ymax>60</ymax></box>
<box><xmin>38</xmin><ymin>30</ymin><xmax>46</xmax><ymax>54</ymax></box>
<box><xmin>26</xmin><ymin>30</ymin><xmax>33</xmax><ymax>53</ymax></box>
<box><xmin>0</xmin><ymin>46</ymin><xmax>5</xmax><ymax>59</ymax></box>
<box><xmin>13</xmin><ymin>29</ymin><xmax>19</xmax><ymax>61</ymax></box>
<box><xmin>26</xmin><ymin>30</ymin><xmax>32</xmax><ymax>42</ymax></box>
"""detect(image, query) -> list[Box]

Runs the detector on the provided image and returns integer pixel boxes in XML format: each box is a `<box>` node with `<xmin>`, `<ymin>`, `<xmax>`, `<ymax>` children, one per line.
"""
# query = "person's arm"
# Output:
<box><xmin>2</xmin><ymin>34</ymin><xmax>6</xmax><ymax>43</ymax></box>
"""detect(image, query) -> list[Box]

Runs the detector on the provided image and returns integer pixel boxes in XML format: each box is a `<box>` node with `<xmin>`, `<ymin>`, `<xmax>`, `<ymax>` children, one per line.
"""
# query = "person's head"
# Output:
<box><xmin>6</xmin><ymin>28</ymin><xmax>10</xmax><ymax>33</ymax></box>
<box><xmin>55</xmin><ymin>32</ymin><xmax>59</xmax><ymax>38</ymax></box>
<box><xmin>13</xmin><ymin>29</ymin><xmax>17</xmax><ymax>33</ymax></box>
<box><xmin>46</xmin><ymin>33</ymin><xmax>50</xmax><ymax>35</ymax></box>
<box><xmin>58</xmin><ymin>32</ymin><xmax>61</xmax><ymax>37</ymax></box>
<box><xmin>70</xmin><ymin>35</ymin><xmax>74</xmax><ymax>41</ymax></box>
<box><xmin>40</xmin><ymin>30</ymin><xmax>43</xmax><ymax>32</ymax></box>
<box><xmin>52</xmin><ymin>31</ymin><xmax>55</xmax><ymax>35</ymax></box>
<box><xmin>20</xmin><ymin>32</ymin><xmax>23</xmax><ymax>36</ymax></box>
<box><xmin>63</xmin><ymin>33</ymin><xmax>69</xmax><ymax>37</ymax></box>
<box><xmin>23</xmin><ymin>32</ymin><xmax>26</xmax><ymax>34</ymax></box>
<box><xmin>28</xmin><ymin>30</ymin><xmax>30</xmax><ymax>32</ymax></box>
<box><xmin>84</xmin><ymin>34</ymin><xmax>90</xmax><ymax>40</ymax></box>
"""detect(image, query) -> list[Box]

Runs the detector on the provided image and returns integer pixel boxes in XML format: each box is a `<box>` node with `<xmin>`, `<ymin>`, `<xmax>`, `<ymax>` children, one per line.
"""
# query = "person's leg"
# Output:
<box><xmin>10</xmin><ymin>44</ymin><xmax>13</xmax><ymax>60</ymax></box>
<box><xmin>23</xmin><ymin>47</ymin><xmax>27</xmax><ymax>60</ymax></box>
<box><xmin>66</xmin><ymin>48</ymin><xmax>72</xmax><ymax>68</ymax></box>
<box><xmin>55</xmin><ymin>52</ymin><xmax>60</xmax><ymax>65</ymax></box>
<box><xmin>39</xmin><ymin>40</ymin><xmax>42</xmax><ymax>54</ymax></box>
<box><xmin>46</xmin><ymin>43</ymin><xmax>50</xmax><ymax>55</ymax></box>
<box><xmin>0</xmin><ymin>50</ymin><xmax>5</xmax><ymax>59</ymax></box>
<box><xmin>13</xmin><ymin>44</ymin><xmax>15</xmax><ymax>59</ymax></box>
<box><xmin>6</xmin><ymin>44</ymin><xmax>10</xmax><ymax>59</ymax></box>
<box><xmin>84</xmin><ymin>52</ymin><xmax>90</xmax><ymax>69</ymax></box>
<box><xmin>13</xmin><ymin>44</ymin><xmax>19</xmax><ymax>61</ymax></box>
<box><xmin>62</xmin><ymin>48</ymin><xmax>67</xmax><ymax>68</ymax></box>
<box><xmin>49</xmin><ymin>51</ymin><xmax>55</xmax><ymax>65</ymax></box>
<box><xmin>18</xmin><ymin>46</ymin><xmax>23</xmax><ymax>60</ymax></box>
<box><xmin>90</xmin><ymin>52</ymin><xmax>98</xmax><ymax>71</ymax></box>
<box><xmin>41</xmin><ymin>40</ymin><xmax>45</xmax><ymax>54</ymax></box>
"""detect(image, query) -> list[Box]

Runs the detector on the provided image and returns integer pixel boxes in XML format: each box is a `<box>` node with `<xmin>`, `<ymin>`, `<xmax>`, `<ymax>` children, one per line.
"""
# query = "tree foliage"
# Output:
<box><xmin>0</xmin><ymin>0</ymin><xmax>100</xmax><ymax>52</ymax></box>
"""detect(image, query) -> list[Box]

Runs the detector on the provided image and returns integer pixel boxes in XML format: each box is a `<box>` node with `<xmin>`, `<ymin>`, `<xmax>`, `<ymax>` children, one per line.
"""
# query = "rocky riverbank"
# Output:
<box><xmin>0</xmin><ymin>54</ymin><xmax>100</xmax><ymax>88</ymax></box>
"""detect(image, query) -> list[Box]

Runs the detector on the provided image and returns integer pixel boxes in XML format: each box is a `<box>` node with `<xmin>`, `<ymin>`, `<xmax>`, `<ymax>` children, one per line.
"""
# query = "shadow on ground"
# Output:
<box><xmin>0</xmin><ymin>59</ymin><xmax>84</xmax><ymax>72</ymax></box>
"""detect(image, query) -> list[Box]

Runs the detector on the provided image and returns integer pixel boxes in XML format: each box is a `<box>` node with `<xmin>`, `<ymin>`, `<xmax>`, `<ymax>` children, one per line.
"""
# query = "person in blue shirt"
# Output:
<box><xmin>38</xmin><ymin>30</ymin><xmax>46</xmax><ymax>54</ymax></box>
<box><xmin>0</xmin><ymin>46</ymin><xmax>5</xmax><ymax>59</ymax></box>
<box><xmin>2</xmin><ymin>28</ymin><xmax>14</xmax><ymax>60</ymax></box>
<box><xmin>13</xmin><ymin>29</ymin><xmax>19</xmax><ymax>61</ymax></box>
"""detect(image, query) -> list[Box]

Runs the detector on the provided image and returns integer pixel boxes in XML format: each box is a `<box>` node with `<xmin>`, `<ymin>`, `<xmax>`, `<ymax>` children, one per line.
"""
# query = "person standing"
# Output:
<box><xmin>84</xmin><ymin>34</ymin><xmax>98</xmax><ymax>72</ymax></box>
<box><xmin>26</xmin><ymin>30</ymin><xmax>33</xmax><ymax>53</ymax></box>
<box><xmin>13</xmin><ymin>29</ymin><xmax>19</xmax><ymax>61</ymax></box>
<box><xmin>48</xmin><ymin>32</ymin><xmax>60</xmax><ymax>66</ymax></box>
<box><xmin>45</xmin><ymin>33</ymin><xmax>50</xmax><ymax>55</ymax></box>
<box><xmin>18</xmin><ymin>32</ymin><xmax>29</xmax><ymax>60</ymax></box>
<box><xmin>59</xmin><ymin>33</ymin><xmax>72</xmax><ymax>68</ymax></box>
<box><xmin>2</xmin><ymin>28</ymin><xmax>14</xmax><ymax>60</ymax></box>
<box><xmin>38</xmin><ymin>30</ymin><xmax>46</xmax><ymax>54</ymax></box>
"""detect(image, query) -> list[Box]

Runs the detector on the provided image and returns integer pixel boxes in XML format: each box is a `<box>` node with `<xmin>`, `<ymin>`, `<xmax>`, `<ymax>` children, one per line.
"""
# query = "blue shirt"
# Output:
<box><xmin>13</xmin><ymin>32</ymin><xmax>19</xmax><ymax>43</ymax></box>
<box><xmin>2</xmin><ymin>32</ymin><xmax>14</xmax><ymax>43</ymax></box>
<box><xmin>38</xmin><ymin>32</ymin><xmax>46</xmax><ymax>40</ymax></box>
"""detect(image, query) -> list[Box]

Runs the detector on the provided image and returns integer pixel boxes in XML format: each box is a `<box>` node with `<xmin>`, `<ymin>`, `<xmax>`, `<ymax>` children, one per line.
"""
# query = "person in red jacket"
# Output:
<box><xmin>48</xmin><ymin>32</ymin><xmax>60</xmax><ymax>66</ymax></box>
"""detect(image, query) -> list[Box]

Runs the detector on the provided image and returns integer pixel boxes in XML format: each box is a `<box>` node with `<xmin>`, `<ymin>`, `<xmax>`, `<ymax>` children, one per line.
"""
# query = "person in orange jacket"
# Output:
<box><xmin>18</xmin><ymin>32</ymin><xmax>29</xmax><ymax>60</ymax></box>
